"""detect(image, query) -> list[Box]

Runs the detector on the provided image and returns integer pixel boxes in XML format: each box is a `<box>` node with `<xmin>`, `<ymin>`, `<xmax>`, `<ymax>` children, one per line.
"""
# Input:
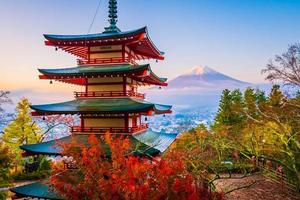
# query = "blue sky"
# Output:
<box><xmin>0</xmin><ymin>0</ymin><xmax>299</xmax><ymax>102</ymax></box>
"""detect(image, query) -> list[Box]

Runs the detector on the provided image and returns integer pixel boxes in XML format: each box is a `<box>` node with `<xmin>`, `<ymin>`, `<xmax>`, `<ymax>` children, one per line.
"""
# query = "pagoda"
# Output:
<box><xmin>11</xmin><ymin>0</ymin><xmax>176</xmax><ymax>199</ymax></box>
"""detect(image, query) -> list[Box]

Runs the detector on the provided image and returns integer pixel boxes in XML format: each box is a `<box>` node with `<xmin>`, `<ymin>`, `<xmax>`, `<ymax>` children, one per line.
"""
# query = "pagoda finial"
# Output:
<box><xmin>104</xmin><ymin>0</ymin><xmax>121</xmax><ymax>33</ymax></box>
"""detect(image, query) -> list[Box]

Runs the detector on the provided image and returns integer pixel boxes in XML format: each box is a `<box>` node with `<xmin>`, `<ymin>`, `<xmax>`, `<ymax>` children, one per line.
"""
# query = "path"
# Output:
<box><xmin>214</xmin><ymin>174</ymin><xmax>300</xmax><ymax>200</ymax></box>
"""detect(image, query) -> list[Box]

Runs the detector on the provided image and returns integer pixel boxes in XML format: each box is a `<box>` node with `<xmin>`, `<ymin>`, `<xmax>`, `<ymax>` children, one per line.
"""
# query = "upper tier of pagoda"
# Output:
<box><xmin>44</xmin><ymin>26</ymin><xmax>164</xmax><ymax>65</ymax></box>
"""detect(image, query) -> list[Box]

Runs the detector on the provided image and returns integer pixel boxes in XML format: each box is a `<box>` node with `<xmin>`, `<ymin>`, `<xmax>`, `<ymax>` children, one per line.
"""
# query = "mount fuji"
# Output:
<box><xmin>144</xmin><ymin>66</ymin><xmax>253</xmax><ymax>111</ymax></box>
<box><xmin>167</xmin><ymin>66</ymin><xmax>251</xmax><ymax>91</ymax></box>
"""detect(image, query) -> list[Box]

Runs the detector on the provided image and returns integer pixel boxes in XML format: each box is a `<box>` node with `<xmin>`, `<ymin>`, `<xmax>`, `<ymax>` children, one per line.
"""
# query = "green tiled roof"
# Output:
<box><xmin>38</xmin><ymin>64</ymin><xmax>167</xmax><ymax>85</ymax></box>
<box><xmin>134</xmin><ymin>130</ymin><xmax>177</xmax><ymax>153</ymax></box>
<box><xmin>31</xmin><ymin>98</ymin><xmax>172</xmax><ymax>114</ymax></box>
<box><xmin>10</xmin><ymin>181</ymin><xmax>62</xmax><ymax>200</ymax></box>
<box><xmin>20</xmin><ymin>130</ymin><xmax>177</xmax><ymax>156</ymax></box>
<box><xmin>44</xmin><ymin>27</ymin><xmax>164</xmax><ymax>56</ymax></box>
<box><xmin>39</xmin><ymin>64</ymin><xmax>149</xmax><ymax>76</ymax></box>
<box><xmin>44</xmin><ymin>27</ymin><xmax>147</xmax><ymax>41</ymax></box>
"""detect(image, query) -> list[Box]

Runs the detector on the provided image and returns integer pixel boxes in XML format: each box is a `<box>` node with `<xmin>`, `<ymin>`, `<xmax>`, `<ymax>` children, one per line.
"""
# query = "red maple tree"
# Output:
<box><xmin>50</xmin><ymin>134</ymin><xmax>224</xmax><ymax>200</ymax></box>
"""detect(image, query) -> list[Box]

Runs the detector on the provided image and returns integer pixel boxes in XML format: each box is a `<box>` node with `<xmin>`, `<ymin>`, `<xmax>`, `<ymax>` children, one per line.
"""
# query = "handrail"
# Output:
<box><xmin>77</xmin><ymin>57</ymin><xmax>138</xmax><ymax>66</ymax></box>
<box><xmin>74</xmin><ymin>91</ymin><xmax>145</xmax><ymax>99</ymax></box>
<box><xmin>71</xmin><ymin>124</ymin><xmax>149</xmax><ymax>134</ymax></box>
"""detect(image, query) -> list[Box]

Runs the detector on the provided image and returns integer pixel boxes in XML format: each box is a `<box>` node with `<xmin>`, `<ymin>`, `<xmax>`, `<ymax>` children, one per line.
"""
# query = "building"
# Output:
<box><xmin>11</xmin><ymin>0</ymin><xmax>177</xmax><ymax>199</ymax></box>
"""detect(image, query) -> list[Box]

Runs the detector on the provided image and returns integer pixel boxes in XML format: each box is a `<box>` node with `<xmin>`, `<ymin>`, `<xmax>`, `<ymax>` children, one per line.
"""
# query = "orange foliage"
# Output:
<box><xmin>50</xmin><ymin>134</ymin><xmax>224</xmax><ymax>200</ymax></box>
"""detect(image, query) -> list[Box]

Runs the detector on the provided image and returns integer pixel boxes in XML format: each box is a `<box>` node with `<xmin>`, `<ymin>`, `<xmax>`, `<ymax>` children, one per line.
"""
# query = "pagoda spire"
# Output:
<box><xmin>104</xmin><ymin>0</ymin><xmax>121</xmax><ymax>33</ymax></box>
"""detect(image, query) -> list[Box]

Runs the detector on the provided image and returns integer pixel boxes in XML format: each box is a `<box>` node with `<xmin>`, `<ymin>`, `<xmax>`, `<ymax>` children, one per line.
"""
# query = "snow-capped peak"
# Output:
<box><xmin>184</xmin><ymin>66</ymin><xmax>216</xmax><ymax>76</ymax></box>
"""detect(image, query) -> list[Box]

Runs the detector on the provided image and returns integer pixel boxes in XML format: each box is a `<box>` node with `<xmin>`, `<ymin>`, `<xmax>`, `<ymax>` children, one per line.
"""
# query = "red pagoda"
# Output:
<box><xmin>11</xmin><ymin>0</ymin><xmax>176</xmax><ymax>199</ymax></box>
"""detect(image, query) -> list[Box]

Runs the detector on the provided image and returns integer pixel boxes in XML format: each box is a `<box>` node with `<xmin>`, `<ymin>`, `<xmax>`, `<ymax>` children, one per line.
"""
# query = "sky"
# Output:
<box><xmin>0</xmin><ymin>0</ymin><xmax>300</xmax><ymax>104</ymax></box>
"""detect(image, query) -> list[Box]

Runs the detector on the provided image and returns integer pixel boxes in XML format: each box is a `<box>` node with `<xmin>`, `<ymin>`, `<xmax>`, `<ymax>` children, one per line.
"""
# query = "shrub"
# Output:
<box><xmin>38</xmin><ymin>158</ymin><xmax>52</xmax><ymax>171</ymax></box>
<box><xmin>12</xmin><ymin>170</ymin><xmax>51</xmax><ymax>181</ymax></box>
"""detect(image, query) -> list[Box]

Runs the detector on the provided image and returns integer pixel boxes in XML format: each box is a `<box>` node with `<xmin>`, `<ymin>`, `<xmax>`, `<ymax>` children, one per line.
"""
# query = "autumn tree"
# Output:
<box><xmin>2</xmin><ymin>98</ymin><xmax>43</xmax><ymax>170</ymax></box>
<box><xmin>50</xmin><ymin>134</ymin><xmax>225</xmax><ymax>200</ymax></box>
<box><xmin>36</xmin><ymin>115</ymin><xmax>75</xmax><ymax>142</ymax></box>
<box><xmin>262</xmin><ymin>43</ymin><xmax>300</xmax><ymax>87</ymax></box>
<box><xmin>243</xmin><ymin>85</ymin><xmax>300</xmax><ymax>189</ymax></box>
<box><xmin>0</xmin><ymin>140</ymin><xmax>13</xmax><ymax>182</ymax></box>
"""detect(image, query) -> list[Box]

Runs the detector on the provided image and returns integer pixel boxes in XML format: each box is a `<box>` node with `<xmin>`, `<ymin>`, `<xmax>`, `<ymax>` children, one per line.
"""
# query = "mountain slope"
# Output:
<box><xmin>167</xmin><ymin>66</ymin><xmax>250</xmax><ymax>90</ymax></box>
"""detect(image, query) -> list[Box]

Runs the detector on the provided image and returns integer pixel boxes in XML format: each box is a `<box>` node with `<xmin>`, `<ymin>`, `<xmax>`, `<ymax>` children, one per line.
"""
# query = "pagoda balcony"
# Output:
<box><xmin>70</xmin><ymin>124</ymin><xmax>149</xmax><ymax>134</ymax></box>
<box><xmin>74</xmin><ymin>91</ymin><xmax>145</xmax><ymax>99</ymax></box>
<box><xmin>77</xmin><ymin>57</ymin><xmax>138</xmax><ymax>66</ymax></box>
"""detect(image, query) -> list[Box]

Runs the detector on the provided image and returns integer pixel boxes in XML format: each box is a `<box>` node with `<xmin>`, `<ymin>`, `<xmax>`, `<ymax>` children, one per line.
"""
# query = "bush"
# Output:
<box><xmin>0</xmin><ymin>191</ymin><xmax>8</xmax><ymax>200</ymax></box>
<box><xmin>12</xmin><ymin>170</ymin><xmax>51</xmax><ymax>181</ymax></box>
<box><xmin>209</xmin><ymin>162</ymin><xmax>253</xmax><ymax>175</ymax></box>
<box><xmin>38</xmin><ymin>158</ymin><xmax>52</xmax><ymax>171</ymax></box>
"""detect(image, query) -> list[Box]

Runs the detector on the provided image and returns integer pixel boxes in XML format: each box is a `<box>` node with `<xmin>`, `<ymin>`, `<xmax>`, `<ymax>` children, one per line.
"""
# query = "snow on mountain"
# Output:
<box><xmin>167</xmin><ymin>66</ymin><xmax>251</xmax><ymax>90</ymax></box>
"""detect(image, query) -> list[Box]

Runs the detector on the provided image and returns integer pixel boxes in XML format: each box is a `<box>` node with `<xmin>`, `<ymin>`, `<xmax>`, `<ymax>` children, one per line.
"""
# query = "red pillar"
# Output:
<box><xmin>123</xmin><ymin>76</ymin><xmax>126</xmax><ymax>96</ymax></box>
<box><xmin>80</xmin><ymin>115</ymin><xmax>84</xmax><ymax>132</ymax></box>
<box><xmin>124</xmin><ymin>113</ymin><xmax>129</xmax><ymax>133</ymax></box>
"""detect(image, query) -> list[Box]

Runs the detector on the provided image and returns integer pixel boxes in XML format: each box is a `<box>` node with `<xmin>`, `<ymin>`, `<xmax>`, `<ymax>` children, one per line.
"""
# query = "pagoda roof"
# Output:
<box><xmin>10</xmin><ymin>181</ymin><xmax>62</xmax><ymax>200</ymax></box>
<box><xmin>44</xmin><ymin>27</ymin><xmax>146</xmax><ymax>42</ymax></box>
<box><xmin>38</xmin><ymin>64</ymin><xmax>167</xmax><ymax>86</ymax></box>
<box><xmin>31</xmin><ymin>98</ymin><xmax>172</xmax><ymax>115</ymax></box>
<box><xmin>20</xmin><ymin>130</ymin><xmax>178</xmax><ymax>156</ymax></box>
<box><xmin>44</xmin><ymin>27</ymin><xmax>164</xmax><ymax>60</ymax></box>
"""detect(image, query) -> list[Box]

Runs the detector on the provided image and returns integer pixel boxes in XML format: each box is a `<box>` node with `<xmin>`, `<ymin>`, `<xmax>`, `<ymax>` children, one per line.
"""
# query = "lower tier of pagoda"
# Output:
<box><xmin>20</xmin><ymin>129</ymin><xmax>178</xmax><ymax>157</ymax></box>
<box><xmin>14</xmin><ymin>129</ymin><xmax>178</xmax><ymax>199</ymax></box>
<box><xmin>11</xmin><ymin>181</ymin><xmax>62</xmax><ymax>200</ymax></box>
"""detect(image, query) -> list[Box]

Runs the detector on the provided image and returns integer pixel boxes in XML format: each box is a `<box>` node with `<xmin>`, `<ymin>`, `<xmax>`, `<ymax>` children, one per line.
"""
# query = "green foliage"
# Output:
<box><xmin>174</xmin><ymin>85</ymin><xmax>300</xmax><ymax>190</ymax></box>
<box><xmin>12</xmin><ymin>170</ymin><xmax>51</xmax><ymax>181</ymax></box>
<box><xmin>2</xmin><ymin>98</ymin><xmax>42</xmax><ymax>170</ymax></box>
<box><xmin>213</xmin><ymin>85</ymin><xmax>300</xmax><ymax>189</ymax></box>
<box><xmin>0</xmin><ymin>141</ymin><xmax>13</xmax><ymax>187</ymax></box>
<box><xmin>0</xmin><ymin>191</ymin><xmax>8</xmax><ymax>200</ymax></box>
<box><xmin>38</xmin><ymin>158</ymin><xmax>52</xmax><ymax>171</ymax></box>
<box><xmin>212</xmin><ymin>89</ymin><xmax>246</xmax><ymax>137</ymax></box>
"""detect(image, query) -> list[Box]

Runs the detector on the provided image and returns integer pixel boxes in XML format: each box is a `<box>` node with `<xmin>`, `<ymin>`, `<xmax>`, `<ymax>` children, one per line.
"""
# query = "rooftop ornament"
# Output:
<box><xmin>104</xmin><ymin>0</ymin><xmax>121</xmax><ymax>33</ymax></box>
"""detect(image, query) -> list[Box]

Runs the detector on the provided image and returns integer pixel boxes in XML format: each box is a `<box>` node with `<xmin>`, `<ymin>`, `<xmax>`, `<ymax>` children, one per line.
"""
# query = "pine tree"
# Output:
<box><xmin>213</xmin><ymin>89</ymin><xmax>246</xmax><ymax>136</ymax></box>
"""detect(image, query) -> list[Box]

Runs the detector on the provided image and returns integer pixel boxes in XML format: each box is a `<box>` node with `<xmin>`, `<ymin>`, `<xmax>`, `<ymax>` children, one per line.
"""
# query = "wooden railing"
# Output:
<box><xmin>74</xmin><ymin>91</ymin><xmax>145</xmax><ymax>99</ymax></box>
<box><xmin>64</xmin><ymin>161</ymin><xmax>77</xmax><ymax>170</ymax></box>
<box><xmin>71</xmin><ymin>124</ymin><xmax>149</xmax><ymax>134</ymax></box>
<box><xmin>77</xmin><ymin>57</ymin><xmax>137</xmax><ymax>65</ymax></box>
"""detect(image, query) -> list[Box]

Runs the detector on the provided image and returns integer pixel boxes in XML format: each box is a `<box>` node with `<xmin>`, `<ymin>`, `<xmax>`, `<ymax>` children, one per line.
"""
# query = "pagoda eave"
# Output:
<box><xmin>38</xmin><ymin>64</ymin><xmax>167</xmax><ymax>86</ymax></box>
<box><xmin>30</xmin><ymin>98</ymin><xmax>172</xmax><ymax>116</ymax></box>
<box><xmin>20</xmin><ymin>130</ymin><xmax>177</xmax><ymax>157</ymax></box>
<box><xmin>44</xmin><ymin>27</ymin><xmax>164</xmax><ymax>60</ymax></box>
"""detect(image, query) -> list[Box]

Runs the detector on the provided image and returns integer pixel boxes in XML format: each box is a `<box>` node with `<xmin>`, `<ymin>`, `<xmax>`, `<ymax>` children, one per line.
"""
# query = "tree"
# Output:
<box><xmin>243</xmin><ymin>85</ymin><xmax>300</xmax><ymax>189</ymax></box>
<box><xmin>2</xmin><ymin>98</ymin><xmax>42</xmax><ymax>171</ymax></box>
<box><xmin>50</xmin><ymin>134</ymin><xmax>225</xmax><ymax>200</ymax></box>
<box><xmin>212</xmin><ymin>89</ymin><xmax>246</xmax><ymax>138</ymax></box>
<box><xmin>262</xmin><ymin>43</ymin><xmax>300</xmax><ymax>87</ymax></box>
<box><xmin>0</xmin><ymin>90</ymin><xmax>13</xmax><ymax>128</ymax></box>
<box><xmin>0</xmin><ymin>140</ymin><xmax>13</xmax><ymax>181</ymax></box>
<box><xmin>35</xmin><ymin>115</ymin><xmax>75</xmax><ymax>142</ymax></box>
